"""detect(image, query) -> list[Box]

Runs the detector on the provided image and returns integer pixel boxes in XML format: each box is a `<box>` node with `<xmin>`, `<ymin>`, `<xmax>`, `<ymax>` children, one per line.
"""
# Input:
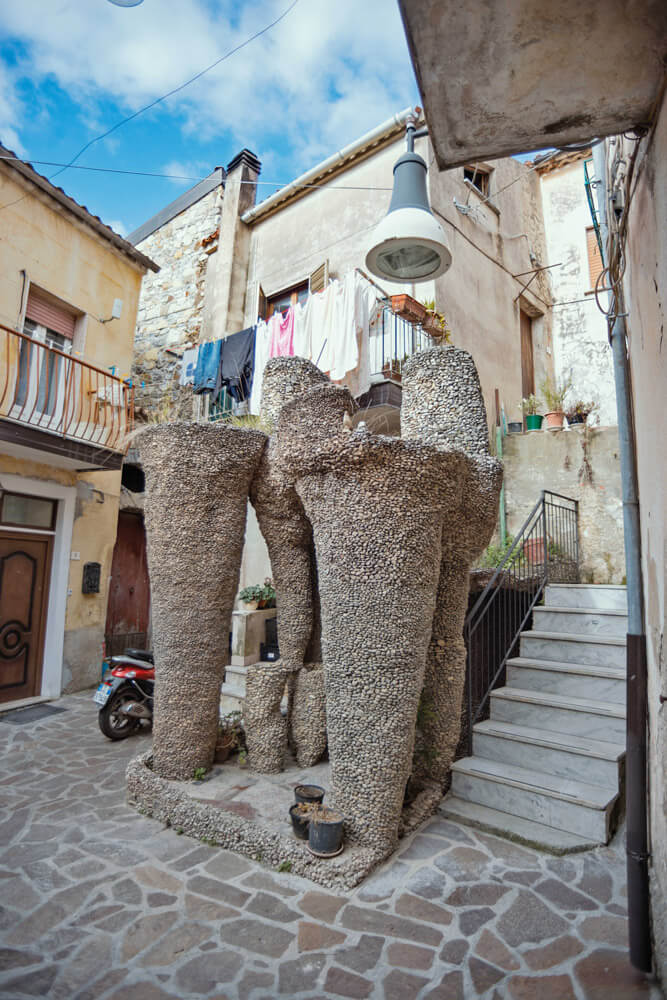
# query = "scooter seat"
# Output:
<box><xmin>124</xmin><ymin>648</ymin><xmax>154</xmax><ymax>665</ymax></box>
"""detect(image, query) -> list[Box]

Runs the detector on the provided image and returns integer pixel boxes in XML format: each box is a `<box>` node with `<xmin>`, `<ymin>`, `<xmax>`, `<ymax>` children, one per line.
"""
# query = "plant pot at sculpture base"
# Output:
<box><xmin>523</xmin><ymin>537</ymin><xmax>546</xmax><ymax>563</ymax></box>
<box><xmin>507</xmin><ymin>421</ymin><xmax>523</xmax><ymax>434</ymax></box>
<box><xmin>525</xmin><ymin>414</ymin><xmax>543</xmax><ymax>431</ymax></box>
<box><xmin>308</xmin><ymin>808</ymin><xmax>345</xmax><ymax>857</ymax></box>
<box><xmin>243</xmin><ymin>600</ymin><xmax>259</xmax><ymax>611</ymax></box>
<box><xmin>289</xmin><ymin>803</ymin><xmax>311</xmax><ymax>840</ymax></box>
<box><xmin>294</xmin><ymin>783</ymin><xmax>325</xmax><ymax>805</ymax></box>
<box><xmin>544</xmin><ymin>411</ymin><xmax>565</xmax><ymax>429</ymax></box>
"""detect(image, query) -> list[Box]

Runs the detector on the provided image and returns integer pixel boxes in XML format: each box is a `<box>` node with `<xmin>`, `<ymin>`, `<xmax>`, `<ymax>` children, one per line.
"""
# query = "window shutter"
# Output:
<box><xmin>309</xmin><ymin>260</ymin><xmax>329</xmax><ymax>294</ymax></box>
<box><xmin>586</xmin><ymin>227</ymin><xmax>604</xmax><ymax>291</ymax></box>
<box><xmin>25</xmin><ymin>288</ymin><xmax>76</xmax><ymax>339</ymax></box>
<box><xmin>250</xmin><ymin>282</ymin><xmax>267</xmax><ymax>322</ymax></box>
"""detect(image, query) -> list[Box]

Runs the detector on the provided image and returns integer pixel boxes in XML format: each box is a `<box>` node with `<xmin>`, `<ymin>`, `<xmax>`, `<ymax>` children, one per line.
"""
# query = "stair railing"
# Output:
<box><xmin>463</xmin><ymin>490</ymin><xmax>580</xmax><ymax>755</ymax></box>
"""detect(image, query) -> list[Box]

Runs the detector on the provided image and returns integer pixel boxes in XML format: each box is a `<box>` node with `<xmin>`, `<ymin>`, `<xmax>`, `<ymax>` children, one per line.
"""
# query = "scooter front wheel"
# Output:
<box><xmin>98</xmin><ymin>685</ymin><xmax>142</xmax><ymax>741</ymax></box>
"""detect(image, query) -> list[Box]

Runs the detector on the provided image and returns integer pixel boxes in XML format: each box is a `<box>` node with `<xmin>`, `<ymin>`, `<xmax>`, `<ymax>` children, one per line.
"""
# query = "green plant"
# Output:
<box><xmin>238</xmin><ymin>749</ymin><xmax>248</xmax><ymax>766</ymax></box>
<box><xmin>175</xmin><ymin>828</ymin><xmax>184</xmax><ymax>835</ymax></box>
<box><xmin>239</xmin><ymin>584</ymin><xmax>263</xmax><ymax>604</ymax></box>
<box><xmin>565</xmin><ymin>399</ymin><xmax>597</xmax><ymax>422</ymax></box>
<box><xmin>218</xmin><ymin>711</ymin><xmax>245</xmax><ymax>752</ymax></box>
<box><xmin>421</xmin><ymin>298</ymin><xmax>452</xmax><ymax>343</ymax></box>
<box><xmin>540</xmin><ymin>375</ymin><xmax>571</xmax><ymax>412</ymax></box>
<box><xmin>239</xmin><ymin>578</ymin><xmax>276</xmax><ymax>608</ymax></box>
<box><xmin>192</xmin><ymin>767</ymin><xmax>207</xmax><ymax>782</ymax></box>
<box><xmin>476</xmin><ymin>534</ymin><xmax>516</xmax><ymax>569</ymax></box>
<box><xmin>518</xmin><ymin>394</ymin><xmax>540</xmax><ymax>416</ymax></box>
<box><xmin>260</xmin><ymin>578</ymin><xmax>276</xmax><ymax>608</ymax></box>
<box><xmin>276</xmin><ymin>860</ymin><xmax>292</xmax><ymax>873</ymax></box>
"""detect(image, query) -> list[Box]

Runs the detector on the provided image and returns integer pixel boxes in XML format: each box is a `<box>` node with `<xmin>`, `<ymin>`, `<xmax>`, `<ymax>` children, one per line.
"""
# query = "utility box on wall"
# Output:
<box><xmin>82</xmin><ymin>562</ymin><xmax>101</xmax><ymax>594</ymax></box>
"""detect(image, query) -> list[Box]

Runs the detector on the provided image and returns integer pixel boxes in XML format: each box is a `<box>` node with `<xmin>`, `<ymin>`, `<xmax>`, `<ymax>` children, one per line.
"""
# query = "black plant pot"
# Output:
<box><xmin>568</xmin><ymin>414</ymin><xmax>586</xmax><ymax>424</ymax></box>
<box><xmin>308</xmin><ymin>810</ymin><xmax>344</xmax><ymax>857</ymax></box>
<box><xmin>289</xmin><ymin>803</ymin><xmax>310</xmax><ymax>840</ymax></box>
<box><xmin>507</xmin><ymin>421</ymin><xmax>523</xmax><ymax>434</ymax></box>
<box><xmin>294</xmin><ymin>784</ymin><xmax>325</xmax><ymax>805</ymax></box>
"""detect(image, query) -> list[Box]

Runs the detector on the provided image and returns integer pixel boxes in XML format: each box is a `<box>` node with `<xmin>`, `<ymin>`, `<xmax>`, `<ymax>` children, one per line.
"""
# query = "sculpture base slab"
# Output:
<box><xmin>126</xmin><ymin>750</ymin><xmax>442</xmax><ymax>890</ymax></box>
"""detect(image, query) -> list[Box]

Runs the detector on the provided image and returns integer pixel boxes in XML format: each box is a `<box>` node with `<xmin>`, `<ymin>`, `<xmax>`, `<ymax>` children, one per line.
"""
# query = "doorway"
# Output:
<box><xmin>0</xmin><ymin>532</ymin><xmax>53</xmax><ymax>704</ymax></box>
<box><xmin>105</xmin><ymin>511</ymin><xmax>150</xmax><ymax>656</ymax></box>
<box><xmin>520</xmin><ymin>309</ymin><xmax>535</xmax><ymax>427</ymax></box>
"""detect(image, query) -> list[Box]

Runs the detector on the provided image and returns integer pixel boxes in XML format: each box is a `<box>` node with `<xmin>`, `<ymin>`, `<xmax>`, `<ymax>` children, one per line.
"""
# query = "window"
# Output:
<box><xmin>463</xmin><ymin>165</ymin><xmax>490</xmax><ymax>198</ymax></box>
<box><xmin>586</xmin><ymin>227</ymin><xmax>604</xmax><ymax>292</ymax></box>
<box><xmin>1</xmin><ymin>492</ymin><xmax>56</xmax><ymax>530</ymax></box>
<box><xmin>16</xmin><ymin>287</ymin><xmax>77</xmax><ymax>416</ymax></box>
<box><xmin>266</xmin><ymin>281</ymin><xmax>309</xmax><ymax>319</ymax></box>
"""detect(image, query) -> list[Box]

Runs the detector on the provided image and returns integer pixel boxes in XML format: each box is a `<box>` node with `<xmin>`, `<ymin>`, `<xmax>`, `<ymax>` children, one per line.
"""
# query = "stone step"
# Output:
<box><xmin>490</xmin><ymin>686</ymin><xmax>626</xmax><ymax>742</ymax></box>
<box><xmin>544</xmin><ymin>584</ymin><xmax>627</xmax><ymax>611</ymax></box>
<box><xmin>473</xmin><ymin>719</ymin><xmax>625</xmax><ymax>786</ymax></box>
<box><xmin>506</xmin><ymin>656</ymin><xmax>626</xmax><ymax>704</ymax></box>
<box><xmin>520</xmin><ymin>630</ymin><xmax>626</xmax><ymax>669</ymax></box>
<box><xmin>450</xmin><ymin>756</ymin><xmax>618</xmax><ymax>842</ymax></box>
<box><xmin>533</xmin><ymin>606</ymin><xmax>628</xmax><ymax>637</ymax></box>
<box><xmin>439</xmin><ymin>795</ymin><xmax>598</xmax><ymax>854</ymax></box>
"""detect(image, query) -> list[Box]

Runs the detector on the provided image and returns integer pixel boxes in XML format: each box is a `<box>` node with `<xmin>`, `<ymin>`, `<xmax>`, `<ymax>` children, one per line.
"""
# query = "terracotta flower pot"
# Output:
<box><xmin>390</xmin><ymin>294</ymin><xmax>427</xmax><ymax>324</ymax></box>
<box><xmin>243</xmin><ymin>600</ymin><xmax>259</xmax><ymax>611</ymax></box>
<box><xmin>544</xmin><ymin>411</ymin><xmax>565</xmax><ymax>429</ymax></box>
<box><xmin>522</xmin><ymin>538</ymin><xmax>546</xmax><ymax>563</ymax></box>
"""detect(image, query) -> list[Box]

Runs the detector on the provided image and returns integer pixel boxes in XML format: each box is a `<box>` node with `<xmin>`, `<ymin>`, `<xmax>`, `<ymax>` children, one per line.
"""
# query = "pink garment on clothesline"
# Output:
<box><xmin>268</xmin><ymin>307</ymin><xmax>295</xmax><ymax>358</ymax></box>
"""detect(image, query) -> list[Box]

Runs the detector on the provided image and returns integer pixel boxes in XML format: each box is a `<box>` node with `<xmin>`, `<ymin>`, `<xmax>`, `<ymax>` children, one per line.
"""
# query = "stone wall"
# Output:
<box><xmin>132</xmin><ymin>187</ymin><xmax>222</xmax><ymax>418</ymax></box>
<box><xmin>502</xmin><ymin>425</ymin><xmax>625</xmax><ymax>584</ymax></box>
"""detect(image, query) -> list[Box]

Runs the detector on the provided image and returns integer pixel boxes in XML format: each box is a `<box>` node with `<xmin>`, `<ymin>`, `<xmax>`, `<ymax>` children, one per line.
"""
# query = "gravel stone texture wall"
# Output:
<box><xmin>138</xmin><ymin>421</ymin><xmax>266</xmax><ymax>780</ymax></box>
<box><xmin>290</xmin><ymin>663</ymin><xmax>327</xmax><ymax>767</ymax></box>
<box><xmin>244</xmin><ymin>662</ymin><xmax>288</xmax><ymax>773</ymax></box>
<box><xmin>402</xmin><ymin>348</ymin><xmax>503</xmax><ymax>786</ymax></box>
<box><xmin>277</xmin><ymin>381</ymin><xmax>469</xmax><ymax>853</ymax></box>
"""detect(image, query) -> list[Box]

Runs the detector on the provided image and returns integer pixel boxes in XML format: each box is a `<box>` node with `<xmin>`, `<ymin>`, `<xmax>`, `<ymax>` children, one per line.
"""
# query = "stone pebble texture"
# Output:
<box><xmin>277</xmin><ymin>379</ymin><xmax>473</xmax><ymax>854</ymax></box>
<box><xmin>290</xmin><ymin>663</ymin><xmax>327</xmax><ymax>767</ymax></box>
<box><xmin>138</xmin><ymin>421</ymin><xmax>266</xmax><ymax>780</ymax></box>
<box><xmin>244</xmin><ymin>662</ymin><xmax>288</xmax><ymax>773</ymax></box>
<box><xmin>402</xmin><ymin>348</ymin><xmax>502</xmax><ymax>786</ymax></box>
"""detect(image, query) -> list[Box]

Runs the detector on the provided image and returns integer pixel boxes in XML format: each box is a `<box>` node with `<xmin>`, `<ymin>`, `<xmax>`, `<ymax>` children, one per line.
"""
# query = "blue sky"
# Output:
<box><xmin>0</xmin><ymin>0</ymin><xmax>419</xmax><ymax>237</ymax></box>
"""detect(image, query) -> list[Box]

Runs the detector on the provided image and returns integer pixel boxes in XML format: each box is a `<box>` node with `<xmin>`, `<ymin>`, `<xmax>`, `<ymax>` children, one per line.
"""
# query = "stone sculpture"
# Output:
<box><xmin>138</xmin><ymin>422</ymin><xmax>265</xmax><ymax>780</ymax></box>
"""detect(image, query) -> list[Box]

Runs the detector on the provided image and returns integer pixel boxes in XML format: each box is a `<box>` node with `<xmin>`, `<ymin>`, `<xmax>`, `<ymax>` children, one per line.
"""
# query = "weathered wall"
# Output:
<box><xmin>0</xmin><ymin>168</ymin><xmax>143</xmax><ymax>372</ymax></box>
<box><xmin>539</xmin><ymin>159</ymin><xmax>616</xmax><ymax>424</ymax></box>
<box><xmin>133</xmin><ymin>186</ymin><xmax>222</xmax><ymax>416</ymax></box>
<box><xmin>623</xmin><ymin>89</ymin><xmax>667</xmax><ymax>983</ymax></box>
<box><xmin>430</xmin><ymin>154</ymin><xmax>554</xmax><ymax>437</ymax></box>
<box><xmin>503</xmin><ymin>426</ymin><xmax>625</xmax><ymax>584</ymax></box>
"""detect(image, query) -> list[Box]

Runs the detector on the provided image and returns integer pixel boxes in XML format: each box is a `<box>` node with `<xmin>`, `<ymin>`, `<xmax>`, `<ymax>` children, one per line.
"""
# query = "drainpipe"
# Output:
<box><xmin>593</xmin><ymin>144</ymin><xmax>652</xmax><ymax>974</ymax></box>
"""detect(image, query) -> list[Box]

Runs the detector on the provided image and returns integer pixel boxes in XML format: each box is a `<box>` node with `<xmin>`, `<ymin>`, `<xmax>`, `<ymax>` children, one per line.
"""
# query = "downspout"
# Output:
<box><xmin>592</xmin><ymin>144</ymin><xmax>652</xmax><ymax>974</ymax></box>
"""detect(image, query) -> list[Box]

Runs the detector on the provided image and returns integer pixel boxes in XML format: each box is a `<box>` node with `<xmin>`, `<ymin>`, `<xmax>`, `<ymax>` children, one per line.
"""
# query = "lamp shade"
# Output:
<box><xmin>365</xmin><ymin>151</ymin><xmax>451</xmax><ymax>283</ymax></box>
<box><xmin>107</xmin><ymin>0</ymin><xmax>145</xmax><ymax>6</ymax></box>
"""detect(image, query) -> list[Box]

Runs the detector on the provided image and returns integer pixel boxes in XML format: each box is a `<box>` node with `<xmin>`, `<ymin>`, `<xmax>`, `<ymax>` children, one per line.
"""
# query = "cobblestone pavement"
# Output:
<box><xmin>0</xmin><ymin>693</ymin><xmax>661</xmax><ymax>1000</ymax></box>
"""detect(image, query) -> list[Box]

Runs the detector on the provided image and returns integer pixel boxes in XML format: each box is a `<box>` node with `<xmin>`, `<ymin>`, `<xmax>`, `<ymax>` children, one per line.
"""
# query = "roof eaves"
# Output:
<box><xmin>0</xmin><ymin>145</ymin><xmax>160</xmax><ymax>273</ymax></box>
<box><xmin>127</xmin><ymin>167</ymin><xmax>226</xmax><ymax>246</ymax></box>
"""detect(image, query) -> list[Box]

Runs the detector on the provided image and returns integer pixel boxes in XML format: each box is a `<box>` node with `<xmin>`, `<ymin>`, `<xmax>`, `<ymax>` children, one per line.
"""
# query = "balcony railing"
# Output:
<box><xmin>0</xmin><ymin>322</ymin><xmax>134</xmax><ymax>454</ymax></box>
<box><xmin>370</xmin><ymin>303</ymin><xmax>435</xmax><ymax>379</ymax></box>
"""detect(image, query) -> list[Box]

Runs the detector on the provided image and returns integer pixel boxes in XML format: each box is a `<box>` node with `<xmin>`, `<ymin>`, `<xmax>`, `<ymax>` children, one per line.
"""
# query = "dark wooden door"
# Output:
<box><xmin>520</xmin><ymin>310</ymin><xmax>535</xmax><ymax>400</ymax></box>
<box><xmin>105</xmin><ymin>512</ymin><xmax>150</xmax><ymax>654</ymax></box>
<box><xmin>0</xmin><ymin>533</ymin><xmax>52</xmax><ymax>703</ymax></box>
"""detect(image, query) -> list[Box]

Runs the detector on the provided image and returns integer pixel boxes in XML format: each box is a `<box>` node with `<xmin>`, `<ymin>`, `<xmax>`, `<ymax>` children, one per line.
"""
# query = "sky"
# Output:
<box><xmin>0</xmin><ymin>0</ymin><xmax>420</xmax><ymax>237</ymax></box>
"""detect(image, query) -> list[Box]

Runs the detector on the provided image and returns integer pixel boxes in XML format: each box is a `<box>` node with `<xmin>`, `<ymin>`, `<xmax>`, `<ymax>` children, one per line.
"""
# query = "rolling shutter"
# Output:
<box><xmin>25</xmin><ymin>288</ymin><xmax>76</xmax><ymax>339</ymax></box>
<box><xmin>309</xmin><ymin>260</ymin><xmax>329</xmax><ymax>294</ymax></box>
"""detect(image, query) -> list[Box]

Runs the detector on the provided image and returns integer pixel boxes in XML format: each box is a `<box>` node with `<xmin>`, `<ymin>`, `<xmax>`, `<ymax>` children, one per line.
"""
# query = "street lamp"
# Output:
<box><xmin>365</xmin><ymin>114</ymin><xmax>451</xmax><ymax>283</ymax></box>
<box><xmin>106</xmin><ymin>0</ymin><xmax>145</xmax><ymax>6</ymax></box>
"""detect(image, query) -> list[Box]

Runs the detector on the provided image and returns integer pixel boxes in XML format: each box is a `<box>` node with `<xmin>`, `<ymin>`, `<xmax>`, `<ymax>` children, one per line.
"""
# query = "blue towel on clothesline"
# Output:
<box><xmin>193</xmin><ymin>340</ymin><xmax>222</xmax><ymax>396</ymax></box>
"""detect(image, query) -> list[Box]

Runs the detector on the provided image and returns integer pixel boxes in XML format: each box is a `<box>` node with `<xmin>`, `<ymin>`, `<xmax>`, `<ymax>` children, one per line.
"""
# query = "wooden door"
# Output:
<box><xmin>105</xmin><ymin>512</ymin><xmax>150</xmax><ymax>655</ymax></box>
<box><xmin>0</xmin><ymin>533</ymin><xmax>52</xmax><ymax>703</ymax></box>
<box><xmin>520</xmin><ymin>310</ymin><xmax>535</xmax><ymax>429</ymax></box>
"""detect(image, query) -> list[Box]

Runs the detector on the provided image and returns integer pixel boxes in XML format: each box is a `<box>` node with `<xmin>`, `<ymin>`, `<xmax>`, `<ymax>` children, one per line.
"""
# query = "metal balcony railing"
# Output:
<box><xmin>0</xmin><ymin>322</ymin><xmax>134</xmax><ymax>454</ymax></box>
<box><xmin>370</xmin><ymin>303</ymin><xmax>435</xmax><ymax>379</ymax></box>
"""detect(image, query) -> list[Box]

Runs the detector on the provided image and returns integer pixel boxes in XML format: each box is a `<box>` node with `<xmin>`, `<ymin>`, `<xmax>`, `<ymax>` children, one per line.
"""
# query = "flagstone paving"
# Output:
<box><xmin>0</xmin><ymin>692</ymin><xmax>662</xmax><ymax>999</ymax></box>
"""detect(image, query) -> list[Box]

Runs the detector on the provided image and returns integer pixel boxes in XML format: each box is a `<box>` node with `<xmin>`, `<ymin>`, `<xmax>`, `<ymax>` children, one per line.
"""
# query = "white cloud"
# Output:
<box><xmin>0</xmin><ymin>62</ymin><xmax>25</xmax><ymax>154</ymax></box>
<box><xmin>0</xmin><ymin>0</ymin><xmax>417</xmax><ymax>172</ymax></box>
<box><xmin>106</xmin><ymin>218</ymin><xmax>128</xmax><ymax>237</ymax></box>
<box><xmin>162</xmin><ymin>159</ymin><xmax>211</xmax><ymax>185</ymax></box>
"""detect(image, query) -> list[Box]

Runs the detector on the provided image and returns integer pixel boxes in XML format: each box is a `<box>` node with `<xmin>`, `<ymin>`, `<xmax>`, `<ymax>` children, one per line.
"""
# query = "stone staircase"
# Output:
<box><xmin>442</xmin><ymin>583</ymin><xmax>627</xmax><ymax>852</ymax></box>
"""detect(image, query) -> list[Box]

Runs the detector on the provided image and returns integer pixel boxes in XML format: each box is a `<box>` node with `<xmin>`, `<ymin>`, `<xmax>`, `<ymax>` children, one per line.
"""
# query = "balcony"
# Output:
<box><xmin>0</xmin><ymin>323</ymin><xmax>134</xmax><ymax>470</ymax></box>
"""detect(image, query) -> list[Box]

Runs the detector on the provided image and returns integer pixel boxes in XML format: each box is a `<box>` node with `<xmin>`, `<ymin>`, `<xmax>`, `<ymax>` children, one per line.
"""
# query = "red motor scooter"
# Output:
<box><xmin>94</xmin><ymin>648</ymin><xmax>154</xmax><ymax>740</ymax></box>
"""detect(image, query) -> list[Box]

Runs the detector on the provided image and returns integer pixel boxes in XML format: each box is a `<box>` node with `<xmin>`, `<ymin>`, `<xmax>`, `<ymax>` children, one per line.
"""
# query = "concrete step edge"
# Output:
<box><xmin>439</xmin><ymin>796</ymin><xmax>599</xmax><ymax>854</ymax></box>
<box><xmin>473</xmin><ymin>719</ymin><xmax>626</xmax><ymax>761</ymax></box>
<box><xmin>521</xmin><ymin>630</ymin><xmax>626</xmax><ymax>646</ymax></box>
<box><xmin>507</xmin><ymin>657</ymin><xmax>626</xmax><ymax>679</ymax></box>
<box><xmin>535</xmin><ymin>606</ymin><xmax>628</xmax><ymax>617</ymax></box>
<box><xmin>452</xmin><ymin>756</ymin><xmax>618</xmax><ymax>810</ymax></box>
<box><xmin>490</xmin><ymin>686</ymin><xmax>626</xmax><ymax>718</ymax></box>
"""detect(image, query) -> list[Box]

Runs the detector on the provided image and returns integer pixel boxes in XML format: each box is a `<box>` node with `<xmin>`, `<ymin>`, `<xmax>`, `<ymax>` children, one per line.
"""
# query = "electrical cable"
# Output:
<box><xmin>0</xmin><ymin>0</ymin><xmax>300</xmax><ymax>212</ymax></box>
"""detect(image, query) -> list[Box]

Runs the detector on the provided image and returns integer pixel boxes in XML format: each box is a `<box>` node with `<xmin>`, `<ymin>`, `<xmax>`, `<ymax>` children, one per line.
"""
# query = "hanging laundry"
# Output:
<box><xmin>249</xmin><ymin>321</ymin><xmax>271</xmax><ymax>415</ymax></box>
<box><xmin>218</xmin><ymin>327</ymin><xmax>256</xmax><ymax>403</ymax></box>
<box><xmin>268</xmin><ymin>307</ymin><xmax>295</xmax><ymax>358</ymax></box>
<box><xmin>309</xmin><ymin>280</ymin><xmax>339</xmax><ymax>373</ymax></box>
<box><xmin>193</xmin><ymin>340</ymin><xmax>223</xmax><ymax>397</ymax></box>
<box><xmin>179</xmin><ymin>346</ymin><xmax>198</xmax><ymax>386</ymax></box>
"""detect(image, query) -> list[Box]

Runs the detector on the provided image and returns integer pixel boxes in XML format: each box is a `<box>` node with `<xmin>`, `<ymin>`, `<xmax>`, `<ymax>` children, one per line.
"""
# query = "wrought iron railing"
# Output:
<box><xmin>463</xmin><ymin>490</ymin><xmax>579</xmax><ymax>754</ymax></box>
<box><xmin>370</xmin><ymin>304</ymin><xmax>434</xmax><ymax>379</ymax></box>
<box><xmin>0</xmin><ymin>322</ymin><xmax>134</xmax><ymax>453</ymax></box>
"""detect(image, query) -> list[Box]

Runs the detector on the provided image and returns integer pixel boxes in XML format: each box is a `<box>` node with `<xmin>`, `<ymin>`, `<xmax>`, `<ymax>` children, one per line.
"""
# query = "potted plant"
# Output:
<box><xmin>289</xmin><ymin>801</ymin><xmax>319</xmax><ymax>841</ymax></box>
<box><xmin>258</xmin><ymin>578</ymin><xmax>276</xmax><ymax>610</ymax></box>
<box><xmin>308</xmin><ymin>805</ymin><xmax>345</xmax><ymax>858</ymax></box>
<box><xmin>390</xmin><ymin>294</ymin><xmax>427</xmax><ymax>324</ymax></box>
<box><xmin>420</xmin><ymin>299</ymin><xmax>452</xmax><ymax>343</ymax></box>
<box><xmin>382</xmin><ymin>358</ymin><xmax>402</xmax><ymax>382</ymax></box>
<box><xmin>239</xmin><ymin>584</ymin><xmax>263</xmax><ymax>610</ymax></box>
<box><xmin>565</xmin><ymin>399</ymin><xmax>597</xmax><ymax>425</ymax></box>
<box><xmin>215</xmin><ymin>711</ymin><xmax>245</xmax><ymax>763</ymax></box>
<box><xmin>294</xmin><ymin>783</ymin><xmax>325</xmax><ymax>805</ymax></box>
<box><xmin>518</xmin><ymin>394</ymin><xmax>543</xmax><ymax>431</ymax></box>
<box><xmin>540</xmin><ymin>376</ymin><xmax>571</xmax><ymax>430</ymax></box>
